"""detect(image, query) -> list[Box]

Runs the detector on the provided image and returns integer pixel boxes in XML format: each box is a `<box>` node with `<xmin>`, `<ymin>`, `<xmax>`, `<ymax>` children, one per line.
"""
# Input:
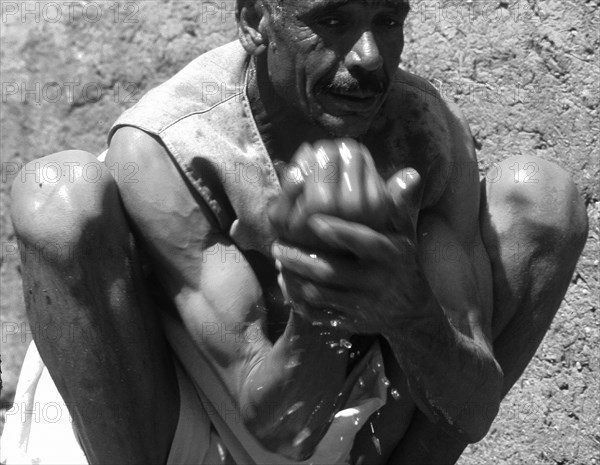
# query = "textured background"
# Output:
<box><xmin>1</xmin><ymin>1</ymin><xmax>598</xmax><ymax>463</ymax></box>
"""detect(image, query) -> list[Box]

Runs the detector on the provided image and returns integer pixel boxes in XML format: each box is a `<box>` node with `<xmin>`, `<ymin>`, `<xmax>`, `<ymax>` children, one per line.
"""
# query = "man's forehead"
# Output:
<box><xmin>277</xmin><ymin>0</ymin><xmax>409</xmax><ymax>11</ymax></box>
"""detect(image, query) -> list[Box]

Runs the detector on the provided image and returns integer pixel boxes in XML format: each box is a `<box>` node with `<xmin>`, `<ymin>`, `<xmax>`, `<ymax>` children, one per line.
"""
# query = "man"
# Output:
<box><xmin>7</xmin><ymin>0</ymin><xmax>587</xmax><ymax>463</ymax></box>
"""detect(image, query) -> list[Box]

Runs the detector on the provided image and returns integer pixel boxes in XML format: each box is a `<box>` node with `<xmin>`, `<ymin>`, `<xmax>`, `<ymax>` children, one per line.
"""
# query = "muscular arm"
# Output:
<box><xmin>385</xmin><ymin>198</ymin><xmax>503</xmax><ymax>443</ymax></box>
<box><xmin>105</xmin><ymin>127</ymin><xmax>349</xmax><ymax>459</ymax></box>
<box><xmin>382</xmin><ymin>108</ymin><xmax>503</xmax><ymax>443</ymax></box>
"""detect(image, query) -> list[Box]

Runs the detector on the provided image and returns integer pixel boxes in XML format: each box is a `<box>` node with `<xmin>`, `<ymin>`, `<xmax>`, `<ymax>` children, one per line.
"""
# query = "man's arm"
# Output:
<box><xmin>272</xmin><ymin>120</ymin><xmax>503</xmax><ymax>443</ymax></box>
<box><xmin>105</xmin><ymin>127</ymin><xmax>350</xmax><ymax>459</ymax></box>
<box><xmin>383</xmin><ymin>190</ymin><xmax>503</xmax><ymax>442</ymax></box>
<box><xmin>377</xmin><ymin>107</ymin><xmax>503</xmax><ymax>442</ymax></box>
<box><xmin>383</xmin><ymin>106</ymin><xmax>503</xmax><ymax>443</ymax></box>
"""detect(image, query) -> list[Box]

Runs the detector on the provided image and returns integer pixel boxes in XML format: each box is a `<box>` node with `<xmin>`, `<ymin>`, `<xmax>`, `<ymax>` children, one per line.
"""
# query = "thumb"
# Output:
<box><xmin>386</xmin><ymin>167</ymin><xmax>422</xmax><ymax>230</ymax></box>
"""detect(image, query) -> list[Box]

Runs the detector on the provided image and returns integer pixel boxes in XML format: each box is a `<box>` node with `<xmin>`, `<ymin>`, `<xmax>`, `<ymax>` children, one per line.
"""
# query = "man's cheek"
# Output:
<box><xmin>305</xmin><ymin>46</ymin><xmax>338</xmax><ymax>78</ymax></box>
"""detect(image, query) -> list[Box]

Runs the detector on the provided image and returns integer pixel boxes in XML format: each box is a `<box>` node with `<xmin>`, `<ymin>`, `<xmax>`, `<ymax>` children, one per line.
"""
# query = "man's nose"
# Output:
<box><xmin>344</xmin><ymin>31</ymin><xmax>383</xmax><ymax>72</ymax></box>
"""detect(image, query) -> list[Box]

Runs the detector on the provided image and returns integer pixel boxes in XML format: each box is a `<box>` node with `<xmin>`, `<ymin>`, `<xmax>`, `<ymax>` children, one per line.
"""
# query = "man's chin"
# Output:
<box><xmin>312</xmin><ymin>113</ymin><xmax>374</xmax><ymax>138</ymax></box>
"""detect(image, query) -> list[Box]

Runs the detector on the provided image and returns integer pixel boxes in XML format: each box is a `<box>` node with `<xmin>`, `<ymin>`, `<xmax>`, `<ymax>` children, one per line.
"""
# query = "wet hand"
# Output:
<box><xmin>269</xmin><ymin>139</ymin><xmax>423</xmax><ymax>334</ymax></box>
<box><xmin>269</xmin><ymin>139</ymin><xmax>392</xmax><ymax>250</ymax></box>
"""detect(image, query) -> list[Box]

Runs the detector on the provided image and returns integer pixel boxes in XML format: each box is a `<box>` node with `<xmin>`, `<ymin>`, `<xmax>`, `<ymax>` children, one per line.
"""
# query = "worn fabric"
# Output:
<box><xmin>107</xmin><ymin>41</ymin><xmax>281</xmax><ymax>256</ymax></box>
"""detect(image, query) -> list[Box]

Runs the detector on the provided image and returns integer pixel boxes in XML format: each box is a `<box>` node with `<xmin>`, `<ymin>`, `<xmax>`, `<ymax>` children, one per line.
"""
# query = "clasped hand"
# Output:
<box><xmin>269</xmin><ymin>139</ymin><xmax>423</xmax><ymax>335</ymax></box>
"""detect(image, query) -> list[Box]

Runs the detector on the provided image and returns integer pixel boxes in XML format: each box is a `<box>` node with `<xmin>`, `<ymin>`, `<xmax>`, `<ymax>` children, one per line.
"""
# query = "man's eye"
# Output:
<box><xmin>376</xmin><ymin>16</ymin><xmax>401</xmax><ymax>29</ymax></box>
<box><xmin>318</xmin><ymin>17</ymin><xmax>344</xmax><ymax>27</ymax></box>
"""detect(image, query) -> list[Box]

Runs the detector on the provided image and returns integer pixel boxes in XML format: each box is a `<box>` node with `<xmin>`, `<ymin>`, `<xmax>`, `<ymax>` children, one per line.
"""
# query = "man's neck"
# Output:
<box><xmin>246</xmin><ymin>56</ymin><xmax>326</xmax><ymax>164</ymax></box>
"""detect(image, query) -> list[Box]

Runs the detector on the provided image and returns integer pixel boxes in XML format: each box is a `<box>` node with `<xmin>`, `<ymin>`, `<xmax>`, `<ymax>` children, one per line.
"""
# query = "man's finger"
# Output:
<box><xmin>272</xmin><ymin>242</ymin><xmax>376</xmax><ymax>288</ymax></box>
<box><xmin>280</xmin><ymin>268</ymin><xmax>364</xmax><ymax>316</ymax></box>
<box><xmin>306</xmin><ymin>214</ymin><xmax>399</xmax><ymax>262</ymax></box>
<box><xmin>386</xmin><ymin>167</ymin><xmax>422</xmax><ymax>229</ymax></box>
<box><xmin>269</xmin><ymin>143</ymin><xmax>316</xmax><ymax>234</ymax></box>
<box><xmin>302</xmin><ymin>142</ymin><xmax>340</xmax><ymax>221</ymax></box>
<box><xmin>336</xmin><ymin>139</ymin><xmax>365</xmax><ymax>220</ymax></box>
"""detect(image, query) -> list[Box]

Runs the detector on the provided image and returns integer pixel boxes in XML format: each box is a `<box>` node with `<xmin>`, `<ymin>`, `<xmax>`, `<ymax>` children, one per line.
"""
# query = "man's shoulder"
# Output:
<box><xmin>386</xmin><ymin>68</ymin><xmax>474</xmax><ymax>157</ymax></box>
<box><xmin>381</xmin><ymin>69</ymin><xmax>477</xmax><ymax>208</ymax></box>
<box><xmin>386</xmin><ymin>68</ymin><xmax>466</xmax><ymax>126</ymax></box>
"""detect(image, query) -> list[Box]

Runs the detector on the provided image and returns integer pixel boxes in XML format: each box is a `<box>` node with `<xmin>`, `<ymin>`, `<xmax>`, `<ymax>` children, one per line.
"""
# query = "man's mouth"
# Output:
<box><xmin>329</xmin><ymin>89</ymin><xmax>378</xmax><ymax>100</ymax></box>
<box><xmin>318</xmin><ymin>88</ymin><xmax>383</xmax><ymax>116</ymax></box>
<box><xmin>316</xmin><ymin>77</ymin><xmax>386</xmax><ymax>115</ymax></box>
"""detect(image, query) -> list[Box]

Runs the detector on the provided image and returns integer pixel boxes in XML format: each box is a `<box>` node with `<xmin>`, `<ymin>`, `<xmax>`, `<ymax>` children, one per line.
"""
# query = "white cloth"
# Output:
<box><xmin>1</xmin><ymin>336</ymin><xmax>387</xmax><ymax>465</ymax></box>
<box><xmin>1</xmin><ymin>342</ymin><xmax>87</xmax><ymax>464</ymax></box>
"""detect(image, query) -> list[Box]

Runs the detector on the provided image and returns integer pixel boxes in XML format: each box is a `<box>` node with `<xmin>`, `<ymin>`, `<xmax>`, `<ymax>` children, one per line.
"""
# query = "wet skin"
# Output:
<box><xmin>9</xmin><ymin>0</ymin><xmax>588</xmax><ymax>464</ymax></box>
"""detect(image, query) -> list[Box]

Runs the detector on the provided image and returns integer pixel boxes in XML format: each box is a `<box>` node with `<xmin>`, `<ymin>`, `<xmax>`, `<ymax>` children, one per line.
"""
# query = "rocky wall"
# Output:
<box><xmin>1</xmin><ymin>1</ymin><xmax>598</xmax><ymax>463</ymax></box>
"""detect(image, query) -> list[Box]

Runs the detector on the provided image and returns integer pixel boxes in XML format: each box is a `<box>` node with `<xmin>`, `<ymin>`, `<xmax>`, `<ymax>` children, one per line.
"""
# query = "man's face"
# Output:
<box><xmin>262</xmin><ymin>0</ymin><xmax>409</xmax><ymax>137</ymax></box>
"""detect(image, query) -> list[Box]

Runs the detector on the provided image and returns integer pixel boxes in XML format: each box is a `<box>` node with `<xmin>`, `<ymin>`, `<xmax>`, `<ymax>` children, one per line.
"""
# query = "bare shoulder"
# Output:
<box><xmin>383</xmin><ymin>69</ymin><xmax>479</xmax><ymax>210</ymax></box>
<box><xmin>396</xmin><ymin>68</ymin><xmax>476</xmax><ymax>161</ymax></box>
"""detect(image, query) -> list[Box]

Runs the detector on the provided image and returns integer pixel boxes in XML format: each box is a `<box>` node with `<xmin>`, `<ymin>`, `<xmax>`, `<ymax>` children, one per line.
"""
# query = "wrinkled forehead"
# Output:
<box><xmin>279</xmin><ymin>0</ymin><xmax>409</xmax><ymax>5</ymax></box>
<box><xmin>264</xmin><ymin>0</ymin><xmax>409</xmax><ymax>12</ymax></box>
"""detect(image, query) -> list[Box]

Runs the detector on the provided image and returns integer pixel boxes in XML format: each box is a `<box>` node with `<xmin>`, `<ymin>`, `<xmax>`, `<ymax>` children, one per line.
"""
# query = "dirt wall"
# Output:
<box><xmin>1</xmin><ymin>1</ymin><xmax>598</xmax><ymax>463</ymax></box>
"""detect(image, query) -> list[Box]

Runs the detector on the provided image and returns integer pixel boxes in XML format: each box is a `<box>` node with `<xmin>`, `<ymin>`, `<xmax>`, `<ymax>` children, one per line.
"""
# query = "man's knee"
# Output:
<box><xmin>485</xmin><ymin>156</ymin><xmax>588</xmax><ymax>257</ymax></box>
<box><xmin>11</xmin><ymin>150</ymin><xmax>121</xmax><ymax>261</ymax></box>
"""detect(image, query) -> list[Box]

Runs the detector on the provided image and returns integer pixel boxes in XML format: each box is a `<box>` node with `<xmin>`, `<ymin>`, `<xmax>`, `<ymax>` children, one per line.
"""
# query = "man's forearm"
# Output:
<box><xmin>240</xmin><ymin>309</ymin><xmax>350</xmax><ymax>458</ymax></box>
<box><xmin>383</xmin><ymin>280</ymin><xmax>503</xmax><ymax>443</ymax></box>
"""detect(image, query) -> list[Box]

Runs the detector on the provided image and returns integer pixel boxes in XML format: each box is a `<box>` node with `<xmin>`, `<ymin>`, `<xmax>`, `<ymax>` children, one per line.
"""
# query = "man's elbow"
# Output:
<box><xmin>446</xmin><ymin>387</ymin><xmax>502</xmax><ymax>443</ymax></box>
<box><xmin>454</xmin><ymin>403</ymin><xmax>499</xmax><ymax>444</ymax></box>
<box><xmin>424</xmin><ymin>400</ymin><xmax>498</xmax><ymax>444</ymax></box>
<box><xmin>462</xmin><ymin>358</ymin><xmax>504</xmax><ymax>442</ymax></box>
<box><xmin>438</xmin><ymin>374</ymin><xmax>504</xmax><ymax>443</ymax></box>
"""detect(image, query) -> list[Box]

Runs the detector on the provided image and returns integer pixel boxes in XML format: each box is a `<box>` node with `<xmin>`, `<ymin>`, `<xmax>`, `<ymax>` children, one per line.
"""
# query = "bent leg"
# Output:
<box><xmin>11</xmin><ymin>151</ymin><xmax>179</xmax><ymax>464</ymax></box>
<box><xmin>481</xmin><ymin>156</ymin><xmax>587</xmax><ymax>391</ymax></box>
<box><xmin>389</xmin><ymin>156</ymin><xmax>588</xmax><ymax>464</ymax></box>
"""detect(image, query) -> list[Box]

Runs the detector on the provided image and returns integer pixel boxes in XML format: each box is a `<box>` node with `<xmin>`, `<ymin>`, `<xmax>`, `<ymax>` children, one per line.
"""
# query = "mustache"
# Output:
<box><xmin>323</xmin><ymin>74</ymin><xmax>386</xmax><ymax>95</ymax></box>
